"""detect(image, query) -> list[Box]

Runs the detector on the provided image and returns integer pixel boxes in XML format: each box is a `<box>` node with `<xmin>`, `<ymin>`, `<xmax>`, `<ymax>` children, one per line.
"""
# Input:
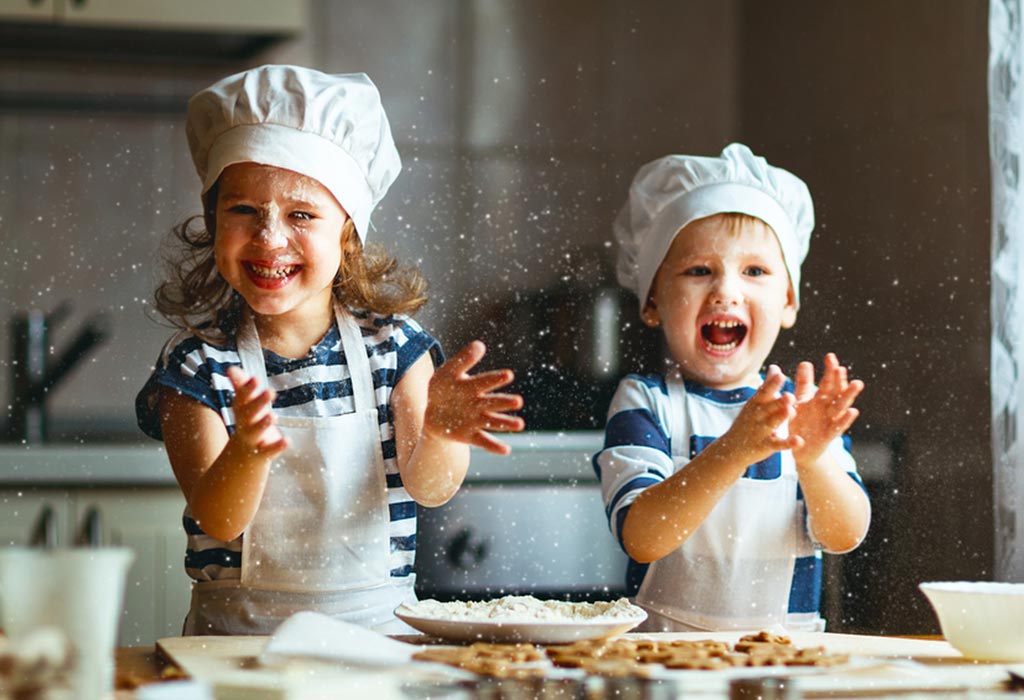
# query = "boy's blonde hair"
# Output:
<box><xmin>154</xmin><ymin>183</ymin><xmax>427</xmax><ymax>343</ymax></box>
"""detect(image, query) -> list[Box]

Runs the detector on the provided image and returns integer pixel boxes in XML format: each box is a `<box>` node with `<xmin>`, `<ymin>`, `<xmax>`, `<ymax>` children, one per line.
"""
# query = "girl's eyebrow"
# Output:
<box><xmin>218</xmin><ymin>193</ymin><xmax>321</xmax><ymax>208</ymax></box>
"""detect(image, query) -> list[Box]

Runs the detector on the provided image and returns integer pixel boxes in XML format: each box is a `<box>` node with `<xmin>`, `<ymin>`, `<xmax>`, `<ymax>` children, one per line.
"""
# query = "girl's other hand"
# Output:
<box><xmin>226</xmin><ymin>366</ymin><xmax>289</xmax><ymax>457</ymax></box>
<box><xmin>424</xmin><ymin>340</ymin><xmax>525</xmax><ymax>455</ymax></box>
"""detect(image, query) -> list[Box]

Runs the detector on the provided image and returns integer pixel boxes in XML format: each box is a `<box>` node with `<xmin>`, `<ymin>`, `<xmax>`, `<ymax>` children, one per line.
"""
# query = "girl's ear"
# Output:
<box><xmin>641</xmin><ymin>298</ymin><xmax>660</xmax><ymax>328</ymax></box>
<box><xmin>781</xmin><ymin>286</ymin><xmax>798</xmax><ymax>329</ymax></box>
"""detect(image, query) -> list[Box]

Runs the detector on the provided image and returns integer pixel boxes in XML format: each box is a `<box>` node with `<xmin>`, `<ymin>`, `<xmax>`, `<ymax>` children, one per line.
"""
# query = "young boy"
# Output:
<box><xmin>596</xmin><ymin>143</ymin><xmax>871</xmax><ymax>632</ymax></box>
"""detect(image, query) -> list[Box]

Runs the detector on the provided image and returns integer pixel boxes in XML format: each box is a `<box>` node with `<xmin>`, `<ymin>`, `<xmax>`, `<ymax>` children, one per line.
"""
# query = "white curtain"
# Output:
<box><xmin>991</xmin><ymin>0</ymin><xmax>1024</xmax><ymax>579</ymax></box>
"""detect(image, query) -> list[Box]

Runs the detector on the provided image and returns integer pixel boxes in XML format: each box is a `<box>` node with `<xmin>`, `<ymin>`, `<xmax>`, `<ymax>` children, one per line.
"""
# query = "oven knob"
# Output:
<box><xmin>447</xmin><ymin>528</ymin><xmax>488</xmax><ymax>569</ymax></box>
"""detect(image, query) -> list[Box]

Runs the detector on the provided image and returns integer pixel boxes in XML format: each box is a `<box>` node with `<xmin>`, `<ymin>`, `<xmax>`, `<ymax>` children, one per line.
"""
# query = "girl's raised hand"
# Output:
<box><xmin>789</xmin><ymin>353</ymin><xmax>864</xmax><ymax>466</ymax></box>
<box><xmin>424</xmin><ymin>340</ymin><xmax>525</xmax><ymax>455</ymax></box>
<box><xmin>226</xmin><ymin>366</ymin><xmax>289</xmax><ymax>457</ymax></box>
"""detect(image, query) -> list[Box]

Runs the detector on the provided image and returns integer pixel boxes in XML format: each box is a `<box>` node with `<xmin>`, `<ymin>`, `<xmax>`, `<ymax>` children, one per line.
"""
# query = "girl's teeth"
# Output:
<box><xmin>250</xmin><ymin>264</ymin><xmax>297</xmax><ymax>279</ymax></box>
<box><xmin>706</xmin><ymin>340</ymin><xmax>739</xmax><ymax>351</ymax></box>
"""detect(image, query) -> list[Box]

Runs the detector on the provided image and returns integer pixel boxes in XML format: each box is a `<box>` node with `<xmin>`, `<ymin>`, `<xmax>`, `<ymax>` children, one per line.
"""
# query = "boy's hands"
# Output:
<box><xmin>789</xmin><ymin>353</ymin><xmax>864</xmax><ymax>466</ymax></box>
<box><xmin>723</xmin><ymin>365</ymin><xmax>803</xmax><ymax>465</ymax></box>
<box><xmin>424</xmin><ymin>340</ymin><xmax>525</xmax><ymax>455</ymax></box>
<box><xmin>226</xmin><ymin>366</ymin><xmax>289</xmax><ymax>457</ymax></box>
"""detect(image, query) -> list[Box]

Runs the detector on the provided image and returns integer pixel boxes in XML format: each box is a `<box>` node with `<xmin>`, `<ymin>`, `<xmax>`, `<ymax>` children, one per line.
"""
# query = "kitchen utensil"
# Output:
<box><xmin>919</xmin><ymin>581</ymin><xmax>1024</xmax><ymax>661</ymax></box>
<box><xmin>0</xmin><ymin>546</ymin><xmax>134</xmax><ymax>700</ymax></box>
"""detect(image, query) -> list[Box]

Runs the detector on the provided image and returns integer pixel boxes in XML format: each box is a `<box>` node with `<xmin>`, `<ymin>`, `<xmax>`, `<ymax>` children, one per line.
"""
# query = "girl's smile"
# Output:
<box><xmin>643</xmin><ymin>213</ymin><xmax>797</xmax><ymax>390</ymax></box>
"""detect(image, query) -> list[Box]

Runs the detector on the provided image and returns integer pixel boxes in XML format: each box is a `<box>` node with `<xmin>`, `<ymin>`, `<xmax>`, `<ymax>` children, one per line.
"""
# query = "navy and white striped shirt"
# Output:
<box><xmin>594</xmin><ymin>372</ymin><xmax>867</xmax><ymax>628</ymax></box>
<box><xmin>136</xmin><ymin>308</ymin><xmax>442</xmax><ymax>585</ymax></box>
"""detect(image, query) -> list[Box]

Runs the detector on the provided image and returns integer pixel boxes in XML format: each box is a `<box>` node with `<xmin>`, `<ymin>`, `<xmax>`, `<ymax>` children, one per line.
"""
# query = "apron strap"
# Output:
<box><xmin>237</xmin><ymin>308</ymin><xmax>269</xmax><ymax>390</ymax></box>
<box><xmin>665</xmin><ymin>367</ymin><xmax>688</xmax><ymax>459</ymax></box>
<box><xmin>333</xmin><ymin>304</ymin><xmax>377</xmax><ymax>413</ymax></box>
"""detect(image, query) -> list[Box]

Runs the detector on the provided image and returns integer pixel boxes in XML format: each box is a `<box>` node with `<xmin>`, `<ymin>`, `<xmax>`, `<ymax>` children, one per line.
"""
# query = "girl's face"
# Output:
<box><xmin>643</xmin><ymin>214</ymin><xmax>797</xmax><ymax>390</ymax></box>
<box><xmin>213</xmin><ymin>163</ymin><xmax>348</xmax><ymax>325</ymax></box>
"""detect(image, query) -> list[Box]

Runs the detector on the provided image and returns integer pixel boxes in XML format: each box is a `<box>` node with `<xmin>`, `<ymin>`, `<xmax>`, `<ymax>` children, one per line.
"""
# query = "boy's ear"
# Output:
<box><xmin>781</xmin><ymin>286</ymin><xmax>798</xmax><ymax>329</ymax></box>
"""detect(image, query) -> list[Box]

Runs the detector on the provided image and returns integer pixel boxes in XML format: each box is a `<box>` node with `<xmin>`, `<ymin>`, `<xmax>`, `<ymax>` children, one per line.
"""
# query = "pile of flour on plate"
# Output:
<box><xmin>397</xmin><ymin>595</ymin><xmax>644</xmax><ymax>623</ymax></box>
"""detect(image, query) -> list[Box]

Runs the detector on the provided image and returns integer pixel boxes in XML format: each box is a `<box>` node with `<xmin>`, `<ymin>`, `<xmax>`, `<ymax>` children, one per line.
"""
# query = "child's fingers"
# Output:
<box><xmin>831</xmin><ymin>407</ymin><xmax>860</xmax><ymax>435</ymax></box>
<box><xmin>481</xmin><ymin>411</ymin><xmax>526</xmax><ymax>433</ymax></box>
<box><xmin>468</xmin><ymin>430</ymin><xmax>513</xmax><ymax>455</ymax></box>
<box><xmin>256</xmin><ymin>434</ymin><xmax>290</xmax><ymax>458</ymax></box>
<box><xmin>464</xmin><ymin>368</ymin><xmax>517</xmax><ymax>394</ymax></box>
<box><xmin>754</xmin><ymin>365</ymin><xmax>786</xmax><ymax>400</ymax></box>
<box><xmin>794</xmin><ymin>361</ymin><xmax>816</xmax><ymax>401</ymax></box>
<box><xmin>478</xmin><ymin>393</ymin><xmax>524</xmax><ymax>413</ymax></box>
<box><xmin>769</xmin><ymin>433</ymin><xmax>803</xmax><ymax>452</ymax></box>
<box><xmin>441</xmin><ymin>340</ymin><xmax>488</xmax><ymax>377</ymax></box>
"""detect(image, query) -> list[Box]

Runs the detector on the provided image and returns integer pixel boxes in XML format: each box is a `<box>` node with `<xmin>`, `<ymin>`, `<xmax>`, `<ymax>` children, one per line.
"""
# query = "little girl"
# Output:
<box><xmin>136</xmin><ymin>65</ymin><xmax>524</xmax><ymax>635</ymax></box>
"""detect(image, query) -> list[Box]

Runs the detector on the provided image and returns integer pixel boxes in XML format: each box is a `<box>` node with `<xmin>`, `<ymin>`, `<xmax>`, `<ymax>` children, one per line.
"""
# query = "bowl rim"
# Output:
<box><xmin>919</xmin><ymin>580</ymin><xmax>1024</xmax><ymax>595</ymax></box>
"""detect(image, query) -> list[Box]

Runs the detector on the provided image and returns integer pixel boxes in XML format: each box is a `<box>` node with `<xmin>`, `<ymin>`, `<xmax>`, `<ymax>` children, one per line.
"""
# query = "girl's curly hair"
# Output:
<box><xmin>154</xmin><ymin>182</ymin><xmax>428</xmax><ymax>342</ymax></box>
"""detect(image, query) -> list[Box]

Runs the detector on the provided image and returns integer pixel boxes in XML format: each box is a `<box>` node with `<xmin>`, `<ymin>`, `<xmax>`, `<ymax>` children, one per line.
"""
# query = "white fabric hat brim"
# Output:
<box><xmin>204</xmin><ymin>123</ymin><xmax>373</xmax><ymax>239</ymax></box>
<box><xmin>635</xmin><ymin>182</ymin><xmax>802</xmax><ymax>314</ymax></box>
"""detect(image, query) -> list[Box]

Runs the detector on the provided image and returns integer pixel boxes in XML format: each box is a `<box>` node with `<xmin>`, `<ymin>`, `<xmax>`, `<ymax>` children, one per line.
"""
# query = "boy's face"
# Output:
<box><xmin>643</xmin><ymin>214</ymin><xmax>797</xmax><ymax>390</ymax></box>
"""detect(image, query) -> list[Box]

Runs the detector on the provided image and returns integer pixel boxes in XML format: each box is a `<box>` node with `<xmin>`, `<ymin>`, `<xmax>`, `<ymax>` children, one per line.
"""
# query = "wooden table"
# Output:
<box><xmin>118</xmin><ymin>634</ymin><xmax>1022</xmax><ymax>699</ymax></box>
<box><xmin>115</xmin><ymin>646</ymin><xmax>177</xmax><ymax>696</ymax></box>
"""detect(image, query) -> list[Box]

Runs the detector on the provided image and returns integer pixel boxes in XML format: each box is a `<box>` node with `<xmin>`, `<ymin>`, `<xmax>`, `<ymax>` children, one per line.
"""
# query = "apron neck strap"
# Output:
<box><xmin>333</xmin><ymin>304</ymin><xmax>376</xmax><ymax>413</ymax></box>
<box><xmin>665</xmin><ymin>367</ymin><xmax>688</xmax><ymax>458</ymax></box>
<box><xmin>236</xmin><ymin>304</ymin><xmax>377</xmax><ymax>413</ymax></box>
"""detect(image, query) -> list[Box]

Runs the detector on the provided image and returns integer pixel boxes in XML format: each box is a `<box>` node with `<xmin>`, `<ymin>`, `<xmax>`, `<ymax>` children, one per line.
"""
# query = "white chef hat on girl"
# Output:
<box><xmin>614</xmin><ymin>143</ymin><xmax>814</xmax><ymax>314</ymax></box>
<box><xmin>186</xmin><ymin>64</ymin><xmax>401</xmax><ymax>242</ymax></box>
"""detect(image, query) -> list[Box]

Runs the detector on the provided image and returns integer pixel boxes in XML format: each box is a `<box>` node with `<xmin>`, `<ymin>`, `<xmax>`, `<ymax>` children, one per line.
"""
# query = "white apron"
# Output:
<box><xmin>635</xmin><ymin>369</ymin><xmax>801</xmax><ymax>632</ymax></box>
<box><xmin>184</xmin><ymin>305</ymin><xmax>416</xmax><ymax>635</ymax></box>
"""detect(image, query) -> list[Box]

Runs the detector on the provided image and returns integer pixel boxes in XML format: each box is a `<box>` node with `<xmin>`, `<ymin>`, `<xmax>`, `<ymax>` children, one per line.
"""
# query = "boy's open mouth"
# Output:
<box><xmin>701</xmin><ymin>319</ymin><xmax>747</xmax><ymax>352</ymax></box>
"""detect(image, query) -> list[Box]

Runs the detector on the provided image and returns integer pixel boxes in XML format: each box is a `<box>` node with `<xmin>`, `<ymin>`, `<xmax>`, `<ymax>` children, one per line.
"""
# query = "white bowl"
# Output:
<box><xmin>919</xmin><ymin>581</ymin><xmax>1024</xmax><ymax>661</ymax></box>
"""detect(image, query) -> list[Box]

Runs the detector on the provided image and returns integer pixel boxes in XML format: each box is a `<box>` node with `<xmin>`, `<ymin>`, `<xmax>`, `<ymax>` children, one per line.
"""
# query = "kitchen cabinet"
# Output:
<box><xmin>0</xmin><ymin>0</ymin><xmax>306</xmax><ymax>33</ymax></box>
<box><xmin>0</xmin><ymin>0</ymin><xmax>53</xmax><ymax>21</ymax></box>
<box><xmin>0</xmin><ymin>487</ymin><xmax>191</xmax><ymax>645</ymax></box>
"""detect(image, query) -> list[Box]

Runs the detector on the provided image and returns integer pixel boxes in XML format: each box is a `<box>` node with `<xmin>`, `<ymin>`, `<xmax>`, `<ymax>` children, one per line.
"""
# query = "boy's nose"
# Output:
<box><xmin>710</xmin><ymin>272</ymin><xmax>742</xmax><ymax>304</ymax></box>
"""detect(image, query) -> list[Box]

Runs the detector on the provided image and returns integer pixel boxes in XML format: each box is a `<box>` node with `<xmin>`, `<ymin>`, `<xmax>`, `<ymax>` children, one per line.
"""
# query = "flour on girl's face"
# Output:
<box><xmin>214</xmin><ymin>162</ymin><xmax>348</xmax><ymax>334</ymax></box>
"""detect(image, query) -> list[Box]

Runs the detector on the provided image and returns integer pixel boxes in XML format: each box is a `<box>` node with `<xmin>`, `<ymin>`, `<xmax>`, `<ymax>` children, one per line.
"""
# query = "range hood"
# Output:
<box><xmin>0</xmin><ymin>0</ymin><xmax>307</xmax><ymax>61</ymax></box>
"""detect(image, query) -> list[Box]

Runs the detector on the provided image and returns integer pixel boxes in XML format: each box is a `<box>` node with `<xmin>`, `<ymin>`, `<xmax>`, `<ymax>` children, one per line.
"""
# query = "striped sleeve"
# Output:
<box><xmin>594</xmin><ymin>375</ymin><xmax>674</xmax><ymax>548</ymax></box>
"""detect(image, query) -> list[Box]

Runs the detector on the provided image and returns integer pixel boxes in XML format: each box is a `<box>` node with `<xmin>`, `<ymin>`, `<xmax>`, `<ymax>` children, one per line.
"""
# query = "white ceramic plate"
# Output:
<box><xmin>395</xmin><ymin>609</ymin><xmax>647</xmax><ymax>644</ymax></box>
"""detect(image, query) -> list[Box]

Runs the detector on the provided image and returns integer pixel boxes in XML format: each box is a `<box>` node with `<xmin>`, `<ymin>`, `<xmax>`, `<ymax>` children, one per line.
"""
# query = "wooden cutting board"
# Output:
<box><xmin>156</xmin><ymin>635</ymin><xmax>268</xmax><ymax>679</ymax></box>
<box><xmin>156</xmin><ymin>632</ymin><xmax>1013</xmax><ymax>698</ymax></box>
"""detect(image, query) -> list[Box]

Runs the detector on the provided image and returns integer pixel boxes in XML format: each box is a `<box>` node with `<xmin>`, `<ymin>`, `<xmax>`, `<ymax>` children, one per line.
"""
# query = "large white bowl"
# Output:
<box><xmin>919</xmin><ymin>581</ymin><xmax>1024</xmax><ymax>661</ymax></box>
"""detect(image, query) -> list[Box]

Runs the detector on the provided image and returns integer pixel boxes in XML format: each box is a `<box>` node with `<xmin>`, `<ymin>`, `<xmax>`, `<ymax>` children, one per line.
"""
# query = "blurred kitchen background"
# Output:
<box><xmin>0</xmin><ymin>0</ymin><xmax>995</xmax><ymax>638</ymax></box>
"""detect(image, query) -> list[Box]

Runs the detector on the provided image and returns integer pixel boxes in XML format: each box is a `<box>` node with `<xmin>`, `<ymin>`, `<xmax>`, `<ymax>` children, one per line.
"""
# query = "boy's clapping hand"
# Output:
<box><xmin>725</xmin><ymin>364</ymin><xmax>803</xmax><ymax>464</ymax></box>
<box><xmin>789</xmin><ymin>353</ymin><xmax>864</xmax><ymax>466</ymax></box>
<box><xmin>424</xmin><ymin>340</ymin><xmax>525</xmax><ymax>455</ymax></box>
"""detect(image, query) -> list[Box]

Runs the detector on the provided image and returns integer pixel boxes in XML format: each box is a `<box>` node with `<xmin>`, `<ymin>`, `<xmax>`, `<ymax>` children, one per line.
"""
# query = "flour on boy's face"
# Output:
<box><xmin>644</xmin><ymin>214</ymin><xmax>798</xmax><ymax>390</ymax></box>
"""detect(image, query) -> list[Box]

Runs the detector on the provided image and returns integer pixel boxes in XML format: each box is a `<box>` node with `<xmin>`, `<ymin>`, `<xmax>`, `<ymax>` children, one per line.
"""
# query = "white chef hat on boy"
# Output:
<box><xmin>614</xmin><ymin>143</ymin><xmax>814</xmax><ymax>314</ymax></box>
<box><xmin>186</xmin><ymin>64</ymin><xmax>401</xmax><ymax>242</ymax></box>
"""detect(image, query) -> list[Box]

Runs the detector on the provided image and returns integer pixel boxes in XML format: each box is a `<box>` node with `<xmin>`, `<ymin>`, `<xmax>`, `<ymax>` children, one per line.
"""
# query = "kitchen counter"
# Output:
<box><xmin>0</xmin><ymin>431</ymin><xmax>606</xmax><ymax>486</ymax></box>
<box><xmin>115</xmin><ymin>632</ymin><xmax>1024</xmax><ymax>699</ymax></box>
<box><xmin>0</xmin><ymin>444</ymin><xmax>175</xmax><ymax>486</ymax></box>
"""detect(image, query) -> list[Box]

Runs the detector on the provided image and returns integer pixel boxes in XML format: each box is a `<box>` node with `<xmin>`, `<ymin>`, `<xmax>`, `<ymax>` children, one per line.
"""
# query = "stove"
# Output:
<box><xmin>414</xmin><ymin>432</ymin><xmax>628</xmax><ymax>602</ymax></box>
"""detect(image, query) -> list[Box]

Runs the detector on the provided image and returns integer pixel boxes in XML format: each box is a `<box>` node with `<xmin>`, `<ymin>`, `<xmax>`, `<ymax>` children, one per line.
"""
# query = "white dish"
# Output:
<box><xmin>395</xmin><ymin>610</ymin><xmax>647</xmax><ymax>644</ymax></box>
<box><xmin>920</xmin><ymin>581</ymin><xmax>1024</xmax><ymax>661</ymax></box>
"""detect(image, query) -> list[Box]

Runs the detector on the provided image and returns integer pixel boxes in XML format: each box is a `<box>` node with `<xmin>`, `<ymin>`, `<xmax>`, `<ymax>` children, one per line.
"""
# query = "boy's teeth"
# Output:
<box><xmin>706</xmin><ymin>340</ymin><xmax>739</xmax><ymax>351</ymax></box>
<box><xmin>709</xmin><ymin>320</ymin><xmax>741</xmax><ymax>328</ymax></box>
